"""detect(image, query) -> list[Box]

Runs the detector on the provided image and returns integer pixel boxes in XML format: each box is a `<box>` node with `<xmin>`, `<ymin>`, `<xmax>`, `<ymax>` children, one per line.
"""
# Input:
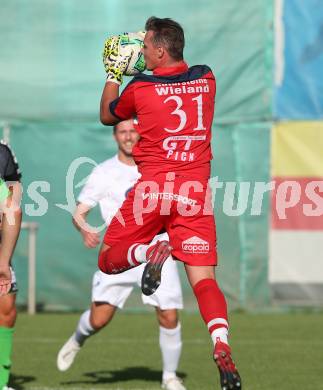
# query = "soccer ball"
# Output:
<box><xmin>119</xmin><ymin>32</ymin><xmax>146</xmax><ymax>76</ymax></box>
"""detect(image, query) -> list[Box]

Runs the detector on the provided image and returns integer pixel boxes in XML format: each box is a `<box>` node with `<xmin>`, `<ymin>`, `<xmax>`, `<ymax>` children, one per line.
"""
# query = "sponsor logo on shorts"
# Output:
<box><xmin>182</xmin><ymin>236</ymin><xmax>209</xmax><ymax>254</ymax></box>
<box><xmin>142</xmin><ymin>192</ymin><xmax>197</xmax><ymax>206</ymax></box>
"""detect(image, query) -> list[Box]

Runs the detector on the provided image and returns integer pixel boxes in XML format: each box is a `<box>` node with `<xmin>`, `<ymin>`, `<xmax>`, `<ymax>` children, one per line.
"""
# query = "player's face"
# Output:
<box><xmin>114</xmin><ymin>120</ymin><xmax>140</xmax><ymax>157</ymax></box>
<box><xmin>142</xmin><ymin>30</ymin><xmax>161</xmax><ymax>70</ymax></box>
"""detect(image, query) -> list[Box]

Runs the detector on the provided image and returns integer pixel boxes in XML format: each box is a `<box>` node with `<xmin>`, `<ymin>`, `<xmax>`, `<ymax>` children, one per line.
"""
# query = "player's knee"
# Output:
<box><xmin>98</xmin><ymin>248</ymin><xmax>127</xmax><ymax>275</ymax></box>
<box><xmin>157</xmin><ymin>308</ymin><xmax>178</xmax><ymax>329</ymax></box>
<box><xmin>0</xmin><ymin>305</ymin><xmax>17</xmax><ymax>327</ymax></box>
<box><xmin>90</xmin><ymin>316</ymin><xmax>109</xmax><ymax>330</ymax></box>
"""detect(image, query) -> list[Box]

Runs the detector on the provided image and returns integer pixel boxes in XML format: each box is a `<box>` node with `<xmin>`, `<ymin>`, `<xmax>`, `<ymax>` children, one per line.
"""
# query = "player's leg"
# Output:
<box><xmin>98</xmin><ymin>192</ymin><xmax>166</xmax><ymax>275</ymax></box>
<box><xmin>98</xmin><ymin>182</ymin><xmax>168</xmax><ymax>274</ymax></box>
<box><xmin>76</xmin><ymin>302</ymin><xmax>117</xmax><ymax>345</ymax></box>
<box><xmin>185</xmin><ymin>264</ymin><xmax>228</xmax><ymax>344</ymax></box>
<box><xmin>142</xmin><ymin>255</ymin><xmax>185</xmax><ymax>390</ymax></box>
<box><xmin>185</xmin><ymin>264</ymin><xmax>241</xmax><ymax>389</ymax></box>
<box><xmin>98</xmin><ymin>234</ymin><xmax>171</xmax><ymax>276</ymax></box>
<box><xmin>168</xmin><ymin>178</ymin><xmax>241</xmax><ymax>389</ymax></box>
<box><xmin>57</xmin><ymin>302</ymin><xmax>117</xmax><ymax>371</ymax></box>
<box><xmin>155</xmin><ymin>308</ymin><xmax>186</xmax><ymax>390</ymax></box>
<box><xmin>0</xmin><ymin>292</ymin><xmax>17</xmax><ymax>390</ymax></box>
<box><xmin>98</xmin><ymin>241</ymin><xmax>145</xmax><ymax>274</ymax></box>
<box><xmin>57</xmin><ymin>269</ymin><xmax>137</xmax><ymax>371</ymax></box>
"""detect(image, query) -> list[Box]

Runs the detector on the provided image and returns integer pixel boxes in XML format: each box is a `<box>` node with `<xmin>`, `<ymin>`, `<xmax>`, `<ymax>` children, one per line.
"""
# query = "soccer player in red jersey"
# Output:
<box><xmin>99</xmin><ymin>17</ymin><xmax>242</xmax><ymax>390</ymax></box>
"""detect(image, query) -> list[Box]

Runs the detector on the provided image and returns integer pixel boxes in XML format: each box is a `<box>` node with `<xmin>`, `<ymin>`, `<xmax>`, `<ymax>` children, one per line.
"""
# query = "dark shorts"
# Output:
<box><xmin>9</xmin><ymin>266</ymin><xmax>18</xmax><ymax>294</ymax></box>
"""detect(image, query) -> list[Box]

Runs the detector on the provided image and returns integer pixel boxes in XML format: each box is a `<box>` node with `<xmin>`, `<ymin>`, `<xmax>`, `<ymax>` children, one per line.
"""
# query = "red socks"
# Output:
<box><xmin>193</xmin><ymin>278</ymin><xmax>228</xmax><ymax>335</ymax></box>
<box><xmin>98</xmin><ymin>241</ymin><xmax>141</xmax><ymax>274</ymax></box>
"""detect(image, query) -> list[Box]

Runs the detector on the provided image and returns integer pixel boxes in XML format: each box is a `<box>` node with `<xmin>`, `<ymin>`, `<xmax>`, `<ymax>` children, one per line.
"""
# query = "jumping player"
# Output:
<box><xmin>57</xmin><ymin>120</ymin><xmax>186</xmax><ymax>390</ymax></box>
<box><xmin>99</xmin><ymin>17</ymin><xmax>242</xmax><ymax>390</ymax></box>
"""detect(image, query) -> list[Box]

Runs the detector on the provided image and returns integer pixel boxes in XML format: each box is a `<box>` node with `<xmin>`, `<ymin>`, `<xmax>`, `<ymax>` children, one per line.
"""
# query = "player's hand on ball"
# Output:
<box><xmin>102</xmin><ymin>35</ymin><xmax>133</xmax><ymax>85</ymax></box>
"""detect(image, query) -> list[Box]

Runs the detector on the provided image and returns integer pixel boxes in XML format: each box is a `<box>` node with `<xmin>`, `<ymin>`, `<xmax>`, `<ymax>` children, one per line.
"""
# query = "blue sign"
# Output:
<box><xmin>274</xmin><ymin>0</ymin><xmax>323</xmax><ymax>119</ymax></box>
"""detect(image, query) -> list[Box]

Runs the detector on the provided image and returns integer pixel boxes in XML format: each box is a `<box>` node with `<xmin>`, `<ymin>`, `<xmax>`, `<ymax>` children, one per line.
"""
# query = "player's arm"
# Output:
<box><xmin>100</xmin><ymin>82</ymin><xmax>120</xmax><ymax>125</ymax></box>
<box><xmin>72</xmin><ymin>202</ymin><xmax>100</xmax><ymax>249</ymax></box>
<box><xmin>0</xmin><ymin>181</ymin><xmax>22</xmax><ymax>295</ymax></box>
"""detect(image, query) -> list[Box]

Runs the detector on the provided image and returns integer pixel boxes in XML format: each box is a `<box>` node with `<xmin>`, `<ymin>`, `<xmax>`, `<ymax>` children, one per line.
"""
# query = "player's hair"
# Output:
<box><xmin>145</xmin><ymin>17</ymin><xmax>184</xmax><ymax>61</ymax></box>
<box><xmin>113</xmin><ymin>118</ymin><xmax>137</xmax><ymax>134</ymax></box>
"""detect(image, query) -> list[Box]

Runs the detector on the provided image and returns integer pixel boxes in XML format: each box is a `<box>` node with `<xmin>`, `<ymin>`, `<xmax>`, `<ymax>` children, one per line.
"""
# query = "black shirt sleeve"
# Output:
<box><xmin>0</xmin><ymin>141</ymin><xmax>22</xmax><ymax>182</ymax></box>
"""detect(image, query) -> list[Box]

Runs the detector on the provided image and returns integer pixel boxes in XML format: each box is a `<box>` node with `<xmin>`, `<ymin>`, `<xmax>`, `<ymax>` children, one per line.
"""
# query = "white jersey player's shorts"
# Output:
<box><xmin>92</xmin><ymin>258</ymin><xmax>183</xmax><ymax>310</ymax></box>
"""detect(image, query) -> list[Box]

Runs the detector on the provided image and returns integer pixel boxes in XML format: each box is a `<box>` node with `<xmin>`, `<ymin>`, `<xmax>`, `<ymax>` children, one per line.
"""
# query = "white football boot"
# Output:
<box><xmin>57</xmin><ymin>334</ymin><xmax>81</xmax><ymax>371</ymax></box>
<box><xmin>2</xmin><ymin>386</ymin><xmax>15</xmax><ymax>390</ymax></box>
<box><xmin>161</xmin><ymin>376</ymin><xmax>186</xmax><ymax>390</ymax></box>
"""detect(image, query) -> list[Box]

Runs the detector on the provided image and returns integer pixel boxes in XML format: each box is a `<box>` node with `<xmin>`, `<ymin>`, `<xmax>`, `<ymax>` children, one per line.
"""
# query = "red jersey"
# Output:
<box><xmin>110</xmin><ymin>62</ymin><xmax>216</xmax><ymax>179</ymax></box>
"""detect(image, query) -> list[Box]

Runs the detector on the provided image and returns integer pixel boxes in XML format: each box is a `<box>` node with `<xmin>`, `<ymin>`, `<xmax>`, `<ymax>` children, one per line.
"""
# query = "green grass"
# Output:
<box><xmin>10</xmin><ymin>312</ymin><xmax>323</xmax><ymax>390</ymax></box>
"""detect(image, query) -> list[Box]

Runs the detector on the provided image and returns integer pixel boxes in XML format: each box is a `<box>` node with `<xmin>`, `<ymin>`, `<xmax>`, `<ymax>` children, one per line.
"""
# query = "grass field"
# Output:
<box><xmin>9</xmin><ymin>311</ymin><xmax>323</xmax><ymax>390</ymax></box>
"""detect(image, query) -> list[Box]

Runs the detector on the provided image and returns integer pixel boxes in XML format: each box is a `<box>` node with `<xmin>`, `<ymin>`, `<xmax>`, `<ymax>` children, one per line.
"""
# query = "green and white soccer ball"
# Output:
<box><xmin>119</xmin><ymin>32</ymin><xmax>146</xmax><ymax>76</ymax></box>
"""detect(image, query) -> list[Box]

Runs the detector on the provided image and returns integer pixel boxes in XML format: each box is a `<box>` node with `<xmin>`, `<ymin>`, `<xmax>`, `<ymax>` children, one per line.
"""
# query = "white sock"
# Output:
<box><xmin>211</xmin><ymin>326</ymin><xmax>229</xmax><ymax>346</ymax></box>
<box><xmin>159</xmin><ymin>323</ymin><xmax>182</xmax><ymax>382</ymax></box>
<box><xmin>74</xmin><ymin>309</ymin><xmax>96</xmax><ymax>346</ymax></box>
<box><xmin>133</xmin><ymin>244</ymin><xmax>150</xmax><ymax>263</ymax></box>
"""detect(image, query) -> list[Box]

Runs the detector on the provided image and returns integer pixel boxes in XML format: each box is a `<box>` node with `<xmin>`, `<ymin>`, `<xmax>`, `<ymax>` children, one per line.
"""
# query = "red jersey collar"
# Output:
<box><xmin>153</xmin><ymin>61</ymin><xmax>188</xmax><ymax>76</ymax></box>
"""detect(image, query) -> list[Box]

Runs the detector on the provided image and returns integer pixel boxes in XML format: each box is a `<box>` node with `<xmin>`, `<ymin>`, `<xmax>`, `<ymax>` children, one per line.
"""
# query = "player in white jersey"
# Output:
<box><xmin>57</xmin><ymin>119</ymin><xmax>186</xmax><ymax>390</ymax></box>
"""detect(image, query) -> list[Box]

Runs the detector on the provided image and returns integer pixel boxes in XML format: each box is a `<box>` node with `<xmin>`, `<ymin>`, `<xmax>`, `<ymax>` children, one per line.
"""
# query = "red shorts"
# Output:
<box><xmin>104</xmin><ymin>174</ymin><xmax>217</xmax><ymax>266</ymax></box>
